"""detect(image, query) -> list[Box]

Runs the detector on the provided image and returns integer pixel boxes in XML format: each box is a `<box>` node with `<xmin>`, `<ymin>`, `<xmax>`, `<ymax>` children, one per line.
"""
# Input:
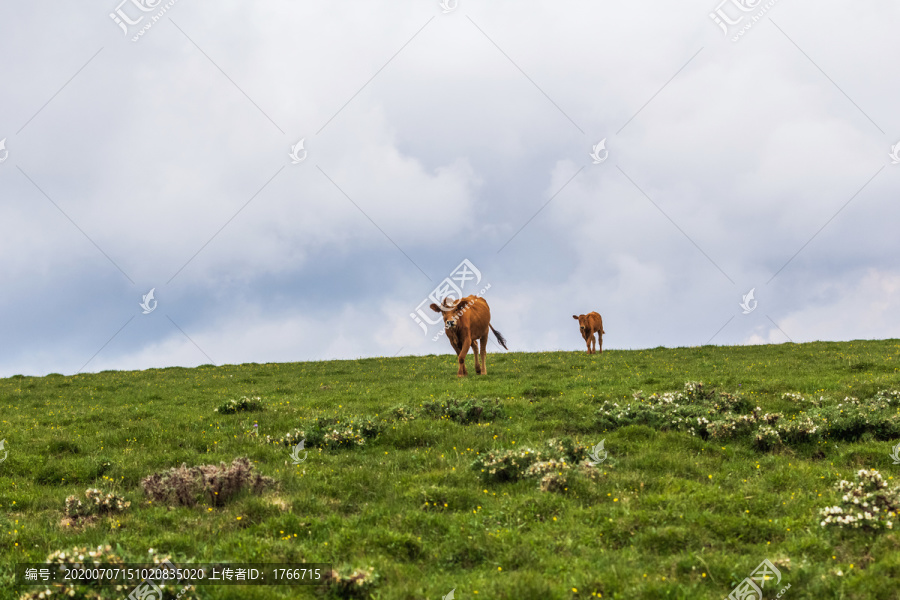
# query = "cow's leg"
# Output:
<box><xmin>585</xmin><ymin>333</ymin><xmax>593</xmax><ymax>354</ymax></box>
<box><xmin>457</xmin><ymin>336</ymin><xmax>471</xmax><ymax>377</ymax></box>
<box><xmin>479</xmin><ymin>333</ymin><xmax>488</xmax><ymax>374</ymax></box>
<box><xmin>472</xmin><ymin>339</ymin><xmax>482</xmax><ymax>374</ymax></box>
<box><xmin>597</xmin><ymin>330</ymin><xmax>603</xmax><ymax>354</ymax></box>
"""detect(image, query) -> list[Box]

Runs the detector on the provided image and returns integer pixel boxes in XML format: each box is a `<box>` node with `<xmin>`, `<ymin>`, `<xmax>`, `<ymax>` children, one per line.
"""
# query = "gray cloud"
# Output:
<box><xmin>1</xmin><ymin>0</ymin><xmax>898</xmax><ymax>376</ymax></box>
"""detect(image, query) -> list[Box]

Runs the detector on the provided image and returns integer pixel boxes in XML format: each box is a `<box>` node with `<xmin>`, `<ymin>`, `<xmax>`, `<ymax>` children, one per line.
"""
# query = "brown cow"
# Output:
<box><xmin>430</xmin><ymin>295</ymin><xmax>508</xmax><ymax>377</ymax></box>
<box><xmin>573</xmin><ymin>312</ymin><xmax>604</xmax><ymax>354</ymax></box>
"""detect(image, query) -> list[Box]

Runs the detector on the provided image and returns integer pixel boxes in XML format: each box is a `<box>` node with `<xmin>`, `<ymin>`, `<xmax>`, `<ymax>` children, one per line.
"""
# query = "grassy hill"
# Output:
<box><xmin>2</xmin><ymin>339</ymin><xmax>900</xmax><ymax>599</ymax></box>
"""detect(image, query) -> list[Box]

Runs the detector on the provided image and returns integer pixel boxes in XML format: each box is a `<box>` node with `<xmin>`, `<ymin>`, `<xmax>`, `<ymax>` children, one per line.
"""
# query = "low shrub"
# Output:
<box><xmin>601</xmin><ymin>384</ymin><xmax>900</xmax><ymax>452</ymax></box>
<box><xmin>323</xmin><ymin>566</ymin><xmax>379</xmax><ymax>600</ymax></box>
<box><xmin>420</xmin><ymin>397</ymin><xmax>504</xmax><ymax>424</ymax></box>
<box><xmin>141</xmin><ymin>457</ymin><xmax>273</xmax><ymax>507</ymax></box>
<box><xmin>472</xmin><ymin>447</ymin><xmax>544</xmax><ymax>483</ymax></box>
<box><xmin>215</xmin><ymin>396</ymin><xmax>264</xmax><ymax>414</ymax></box>
<box><xmin>64</xmin><ymin>488</ymin><xmax>130</xmax><ymax>519</ymax></box>
<box><xmin>819</xmin><ymin>469</ymin><xmax>900</xmax><ymax>532</ymax></box>
<box><xmin>473</xmin><ymin>436</ymin><xmax>600</xmax><ymax>492</ymax></box>
<box><xmin>266</xmin><ymin>416</ymin><xmax>385</xmax><ymax>453</ymax></box>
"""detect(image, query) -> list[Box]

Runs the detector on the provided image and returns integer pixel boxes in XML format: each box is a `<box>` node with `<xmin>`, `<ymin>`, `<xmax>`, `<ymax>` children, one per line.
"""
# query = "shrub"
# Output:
<box><xmin>707</xmin><ymin>414</ymin><xmax>758</xmax><ymax>441</ymax></box>
<box><xmin>596</xmin><ymin>396</ymin><xmax>717</xmax><ymax>437</ymax></box>
<box><xmin>525</xmin><ymin>459</ymin><xmax>571</xmax><ymax>479</ymax></box>
<box><xmin>472</xmin><ymin>447</ymin><xmax>544</xmax><ymax>483</ymax></box>
<box><xmin>266</xmin><ymin>428</ymin><xmax>308</xmax><ymax>448</ymax></box>
<box><xmin>602</xmin><ymin>384</ymin><xmax>900</xmax><ymax>452</ymax></box>
<box><xmin>819</xmin><ymin>469</ymin><xmax>900</xmax><ymax>532</ymax></box>
<box><xmin>683</xmin><ymin>381</ymin><xmax>715</xmax><ymax>402</ymax></box>
<box><xmin>64</xmin><ymin>488</ymin><xmax>130</xmax><ymax>519</ymax></box>
<box><xmin>753</xmin><ymin>425</ymin><xmax>782</xmax><ymax>451</ymax></box>
<box><xmin>472</xmin><ymin>439</ymin><xmax>600</xmax><ymax>491</ymax></box>
<box><xmin>711</xmin><ymin>391</ymin><xmax>751</xmax><ymax>413</ymax></box>
<box><xmin>820</xmin><ymin>402</ymin><xmax>885</xmax><ymax>442</ymax></box>
<box><xmin>776</xmin><ymin>415</ymin><xmax>821</xmax><ymax>444</ymax></box>
<box><xmin>538</xmin><ymin>472</ymin><xmax>570</xmax><ymax>493</ymax></box>
<box><xmin>215</xmin><ymin>396</ymin><xmax>264</xmax><ymax>414</ymax></box>
<box><xmin>420</xmin><ymin>397</ymin><xmax>504</xmax><ymax>424</ymax></box>
<box><xmin>141</xmin><ymin>457</ymin><xmax>273</xmax><ymax>507</ymax></box>
<box><xmin>526</xmin><ymin>459</ymin><xmax>574</xmax><ymax>492</ymax></box>
<box><xmin>546</xmin><ymin>437</ymin><xmax>590</xmax><ymax>463</ymax></box>
<box><xmin>356</xmin><ymin>416</ymin><xmax>386</xmax><ymax>441</ymax></box>
<box><xmin>323</xmin><ymin>566</ymin><xmax>379</xmax><ymax>600</ymax></box>
<box><xmin>322</xmin><ymin>426</ymin><xmax>366</xmax><ymax>449</ymax></box>
<box><xmin>389</xmin><ymin>405</ymin><xmax>419</xmax><ymax>422</ymax></box>
<box><xmin>873</xmin><ymin>389</ymin><xmax>900</xmax><ymax>407</ymax></box>
<box><xmin>265</xmin><ymin>415</ymin><xmax>385</xmax><ymax>452</ymax></box>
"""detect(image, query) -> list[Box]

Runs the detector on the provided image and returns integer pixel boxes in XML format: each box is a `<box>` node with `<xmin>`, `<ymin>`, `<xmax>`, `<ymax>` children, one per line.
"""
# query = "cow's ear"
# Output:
<box><xmin>572</xmin><ymin>315</ymin><xmax>578</xmax><ymax>320</ymax></box>
<box><xmin>429</xmin><ymin>303</ymin><xmax>441</xmax><ymax>313</ymax></box>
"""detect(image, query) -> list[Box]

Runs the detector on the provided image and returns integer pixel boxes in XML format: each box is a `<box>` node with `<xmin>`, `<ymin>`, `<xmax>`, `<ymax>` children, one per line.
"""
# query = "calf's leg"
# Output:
<box><xmin>457</xmin><ymin>336</ymin><xmax>471</xmax><ymax>377</ymax></box>
<box><xmin>479</xmin><ymin>333</ymin><xmax>489</xmax><ymax>374</ymax></box>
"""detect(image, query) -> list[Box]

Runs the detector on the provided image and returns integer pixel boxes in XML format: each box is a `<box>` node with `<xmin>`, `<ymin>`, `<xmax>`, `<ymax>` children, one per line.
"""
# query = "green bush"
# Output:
<box><xmin>323</xmin><ymin>566</ymin><xmax>379</xmax><ymax>599</ymax></box>
<box><xmin>64</xmin><ymin>488</ymin><xmax>130</xmax><ymax>519</ymax></box>
<box><xmin>420</xmin><ymin>397</ymin><xmax>504</xmax><ymax>424</ymax></box>
<box><xmin>215</xmin><ymin>396</ymin><xmax>264</xmax><ymax>414</ymax></box>
<box><xmin>819</xmin><ymin>469</ymin><xmax>900</xmax><ymax>532</ymax></box>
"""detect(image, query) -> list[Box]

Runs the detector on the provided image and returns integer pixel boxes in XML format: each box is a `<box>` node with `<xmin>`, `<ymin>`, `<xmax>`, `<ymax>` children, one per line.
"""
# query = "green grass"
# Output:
<box><xmin>1</xmin><ymin>340</ymin><xmax>900</xmax><ymax>599</ymax></box>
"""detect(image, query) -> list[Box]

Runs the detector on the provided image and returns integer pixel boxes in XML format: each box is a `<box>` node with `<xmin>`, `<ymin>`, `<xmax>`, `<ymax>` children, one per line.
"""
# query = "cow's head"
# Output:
<box><xmin>431</xmin><ymin>297</ymin><xmax>470</xmax><ymax>330</ymax></box>
<box><xmin>573</xmin><ymin>314</ymin><xmax>588</xmax><ymax>332</ymax></box>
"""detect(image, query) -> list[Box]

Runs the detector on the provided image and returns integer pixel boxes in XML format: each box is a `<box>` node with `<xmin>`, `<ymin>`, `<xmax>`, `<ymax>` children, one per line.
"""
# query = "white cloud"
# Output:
<box><xmin>2</xmin><ymin>0</ymin><xmax>899</xmax><ymax>376</ymax></box>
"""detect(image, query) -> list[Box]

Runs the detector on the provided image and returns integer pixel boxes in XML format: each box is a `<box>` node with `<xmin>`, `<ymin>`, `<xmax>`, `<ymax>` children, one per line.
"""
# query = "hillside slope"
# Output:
<box><xmin>1</xmin><ymin>340</ymin><xmax>900</xmax><ymax>599</ymax></box>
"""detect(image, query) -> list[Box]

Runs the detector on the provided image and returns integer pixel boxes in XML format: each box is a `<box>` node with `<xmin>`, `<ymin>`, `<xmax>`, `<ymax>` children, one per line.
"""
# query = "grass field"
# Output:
<box><xmin>2</xmin><ymin>339</ymin><xmax>900</xmax><ymax>599</ymax></box>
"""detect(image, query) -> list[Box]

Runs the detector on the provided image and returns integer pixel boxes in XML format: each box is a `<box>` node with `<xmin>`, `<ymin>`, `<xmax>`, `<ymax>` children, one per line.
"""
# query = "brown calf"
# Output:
<box><xmin>430</xmin><ymin>295</ymin><xmax>508</xmax><ymax>377</ymax></box>
<box><xmin>573</xmin><ymin>312</ymin><xmax>604</xmax><ymax>354</ymax></box>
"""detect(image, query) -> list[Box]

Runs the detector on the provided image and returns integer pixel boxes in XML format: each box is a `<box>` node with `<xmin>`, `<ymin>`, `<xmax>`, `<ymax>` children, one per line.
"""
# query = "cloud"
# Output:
<box><xmin>1</xmin><ymin>1</ymin><xmax>899</xmax><ymax>376</ymax></box>
<box><xmin>747</xmin><ymin>268</ymin><xmax>900</xmax><ymax>345</ymax></box>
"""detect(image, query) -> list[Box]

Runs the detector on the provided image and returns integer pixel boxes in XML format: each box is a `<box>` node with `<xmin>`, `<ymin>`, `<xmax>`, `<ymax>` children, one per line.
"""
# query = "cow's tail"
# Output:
<box><xmin>490</xmin><ymin>325</ymin><xmax>508</xmax><ymax>350</ymax></box>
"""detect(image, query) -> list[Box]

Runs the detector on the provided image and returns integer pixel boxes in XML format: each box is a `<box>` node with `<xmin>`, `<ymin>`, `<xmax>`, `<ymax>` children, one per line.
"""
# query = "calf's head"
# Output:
<box><xmin>573</xmin><ymin>314</ymin><xmax>590</xmax><ymax>333</ymax></box>
<box><xmin>431</xmin><ymin>297</ymin><xmax>470</xmax><ymax>330</ymax></box>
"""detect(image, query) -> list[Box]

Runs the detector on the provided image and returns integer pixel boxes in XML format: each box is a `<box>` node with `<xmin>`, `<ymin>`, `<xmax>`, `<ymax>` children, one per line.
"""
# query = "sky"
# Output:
<box><xmin>1</xmin><ymin>0</ymin><xmax>898</xmax><ymax>377</ymax></box>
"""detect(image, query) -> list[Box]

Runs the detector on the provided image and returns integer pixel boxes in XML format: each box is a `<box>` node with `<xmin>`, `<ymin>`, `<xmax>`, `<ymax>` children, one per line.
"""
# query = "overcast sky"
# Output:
<box><xmin>1</xmin><ymin>1</ymin><xmax>898</xmax><ymax>377</ymax></box>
